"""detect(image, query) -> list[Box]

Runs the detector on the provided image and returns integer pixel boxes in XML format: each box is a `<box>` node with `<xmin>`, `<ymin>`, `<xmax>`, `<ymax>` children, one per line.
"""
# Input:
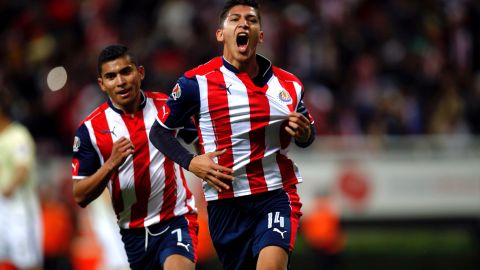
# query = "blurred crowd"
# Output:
<box><xmin>1</xmin><ymin>1</ymin><xmax>479</xmax><ymax>269</ymax></box>
<box><xmin>1</xmin><ymin>0</ymin><xmax>480</xmax><ymax>156</ymax></box>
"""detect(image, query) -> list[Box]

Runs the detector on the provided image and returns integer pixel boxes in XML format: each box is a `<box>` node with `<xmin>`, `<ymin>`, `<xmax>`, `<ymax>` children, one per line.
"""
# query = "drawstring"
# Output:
<box><xmin>144</xmin><ymin>225</ymin><xmax>170</xmax><ymax>251</ymax></box>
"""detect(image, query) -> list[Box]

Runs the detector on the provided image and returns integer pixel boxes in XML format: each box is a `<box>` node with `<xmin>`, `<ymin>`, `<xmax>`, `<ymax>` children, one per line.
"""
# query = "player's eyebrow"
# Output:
<box><xmin>103</xmin><ymin>65</ymin><xmax>133</xmax><ymax>79</ymax></box>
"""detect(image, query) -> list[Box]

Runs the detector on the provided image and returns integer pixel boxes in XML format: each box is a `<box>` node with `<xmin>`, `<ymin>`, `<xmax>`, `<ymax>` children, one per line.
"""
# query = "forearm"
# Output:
<box><xmin>149</xmin><ymin>121</ymin><xmax>194</xmax><ymax>170</ymax></box>
<box><xmin>73</xmin><ymin>162</ymin><xmax>115</xmax><ymax>207</ymax></box>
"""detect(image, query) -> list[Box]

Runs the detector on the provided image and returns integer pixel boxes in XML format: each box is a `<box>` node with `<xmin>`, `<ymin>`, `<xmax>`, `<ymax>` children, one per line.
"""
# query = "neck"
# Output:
<box><xmin>224</xmin><ymin>54</ymin><xmax>259</xmax><ymax>78</ymax></box>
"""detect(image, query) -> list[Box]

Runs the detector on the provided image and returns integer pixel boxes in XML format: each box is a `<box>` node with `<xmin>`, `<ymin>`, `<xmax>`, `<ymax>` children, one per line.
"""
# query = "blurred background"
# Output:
<box><xmin>1</xmin><ymin>0</ymin><xmax>480</xmax><ymax>269</ymax></box>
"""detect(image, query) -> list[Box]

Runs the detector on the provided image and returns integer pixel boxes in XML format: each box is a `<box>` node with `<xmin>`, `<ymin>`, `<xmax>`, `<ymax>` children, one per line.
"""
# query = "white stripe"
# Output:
<box><xmin>104</xmin><ymin>108</ymin><xmax>134</xmax><ymax>228</ymax></box>
<box><xmin>197</xmin><ymin>74</ymin><xmax>219</xmax><ymax>200</ymax></box>
<box><xmin>144</xmin><ymin>99</ymin><xmax>163</xmax><ymax>226</ymax></box>
<box><xmin>84</xmin><ymin>121</ymin><xmax>103</xmax><ymax>164</ymax></box>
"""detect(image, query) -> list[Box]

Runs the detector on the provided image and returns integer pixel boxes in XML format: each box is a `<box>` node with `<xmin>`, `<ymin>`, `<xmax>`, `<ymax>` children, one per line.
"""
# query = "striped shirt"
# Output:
<box><xmin>72</xmin><ymin>91</ymin><xmax>196</xmax><ymax>229</ymax></box>
<box><xmin>158</xmin><ymin>56</ymin><xmax>314</xmax><ymax>201</ymax></box>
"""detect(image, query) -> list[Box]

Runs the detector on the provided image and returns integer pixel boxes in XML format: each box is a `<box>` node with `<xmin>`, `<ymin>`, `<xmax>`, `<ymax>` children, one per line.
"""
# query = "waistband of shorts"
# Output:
<box><xmin>119</xmin><ymin>213</ymin><xmax>196</xmax><ymax>235</ymax></box>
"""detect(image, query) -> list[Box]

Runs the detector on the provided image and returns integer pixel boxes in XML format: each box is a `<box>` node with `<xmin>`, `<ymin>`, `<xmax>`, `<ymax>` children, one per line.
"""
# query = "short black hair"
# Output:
<box><xmin>97</xmin><ymin>44</ymin><xmax>138</xmax><ymax>76</ymax></box>
<box><xmin>219</xmin><ymin>0</ymin><xmax>261</xmax><ymax>27</ymax></box>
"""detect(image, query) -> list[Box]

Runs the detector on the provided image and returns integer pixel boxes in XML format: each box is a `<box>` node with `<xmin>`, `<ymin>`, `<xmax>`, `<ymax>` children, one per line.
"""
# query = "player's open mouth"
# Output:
<box><xmin>236</xmin><ymin>32</ymin><xmax>249</xmax><ymax>53</ymax></box>
<box><xmin>118</xmin><ymin>89</ymin><xmax>130</xmax><ymax>98</ymax></box>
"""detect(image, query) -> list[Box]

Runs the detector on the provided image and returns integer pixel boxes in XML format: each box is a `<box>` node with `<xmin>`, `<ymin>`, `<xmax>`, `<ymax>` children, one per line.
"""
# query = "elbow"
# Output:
<box><xmin>74</xmin><ymin>194</ymin><xmax>89</xmax><ymax>208</ymax></box>
<box><xmin>73</xmin><ymin>187</ymin><xmax>90</xmax><ymax>208</ymax></box>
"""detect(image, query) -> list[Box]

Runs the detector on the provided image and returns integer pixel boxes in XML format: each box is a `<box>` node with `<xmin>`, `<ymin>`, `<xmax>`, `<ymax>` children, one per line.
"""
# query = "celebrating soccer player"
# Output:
<box><xmin>150</xmin><ymin>1</ymin><xmax>315</xmax><ymax>269</ymax></box>
<box><xmin>72</xmin><ymin>44</ymin><xmax>199</xmax><ymax>270</ymax></box>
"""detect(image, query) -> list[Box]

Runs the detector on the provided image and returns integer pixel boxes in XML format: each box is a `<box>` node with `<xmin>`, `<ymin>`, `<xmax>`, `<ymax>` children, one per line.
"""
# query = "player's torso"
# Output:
<box><xmin>193</xmin><ymin>66</ymin><xmax>304</xmax><ymax>200</ymax></box>
<box><xmin>83</xmin><ymin>97</ymin><xmax>193</xmax><ymax>228</ymax></box>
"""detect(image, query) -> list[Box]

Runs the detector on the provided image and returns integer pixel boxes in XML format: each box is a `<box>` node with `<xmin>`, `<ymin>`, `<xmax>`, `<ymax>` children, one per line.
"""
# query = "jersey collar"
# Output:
<box><xmin>107</xmin><ymin>90</ymin><xmax>147</xmax><ymax>114</ymax></box>
<box><xmin>222</xmin><ymin>54</ymin><xmax>273</xmax><ymax>87</ymax></box>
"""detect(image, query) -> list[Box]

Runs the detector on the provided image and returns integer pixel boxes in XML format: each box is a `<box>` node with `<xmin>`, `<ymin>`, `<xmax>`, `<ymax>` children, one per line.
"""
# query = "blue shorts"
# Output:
<box><xmin>207</xmin><ymin>187</ymin><xmax>302</xmax><ymax>270</ymax></box>
<box><xmin>119</xmin><ymin>213</ymin><xmax>198</xmax><ymax>270</ymax></box>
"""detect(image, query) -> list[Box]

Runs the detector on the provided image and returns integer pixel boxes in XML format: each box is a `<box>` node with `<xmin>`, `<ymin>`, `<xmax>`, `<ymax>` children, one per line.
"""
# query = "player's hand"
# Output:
<box><xmin>106</xmin><ymin>137</ymin><xmax>134</xmax><ymax>171</ymax></box>
<box><xmin>285</xmin><ymin>112</ymin><xmax>311</xmax><ymax>143</ymax></box>
<box><xmin>188</xmin><ymin>149</ymin><xmax>234</xmax><ymax>192</ymax></box>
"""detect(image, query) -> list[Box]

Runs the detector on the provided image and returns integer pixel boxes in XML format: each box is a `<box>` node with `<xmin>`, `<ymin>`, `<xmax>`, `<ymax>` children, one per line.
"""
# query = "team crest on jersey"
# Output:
<box><xmin>171</xmin><ymin>83</ymin><xmax>182</xmax><ymax>100</ymax></box>
<box><xmin>278</xmin><ymin>88</ymin><xmax>292</xmax><ymax>104</ymax></box>
<box><xmin>73</xmin><ymin>136</ymin><xmax>80</xmax><ymax>152</ymax></box>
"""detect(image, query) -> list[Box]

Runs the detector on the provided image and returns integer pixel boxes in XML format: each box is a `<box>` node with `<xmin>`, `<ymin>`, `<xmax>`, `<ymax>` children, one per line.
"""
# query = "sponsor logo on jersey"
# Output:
<box><xmin>279</xmin><ymin>89</ymin><xmax>292</xmax><ymax>104</ymax></box>
<box><xmin>73</xmin><ymin>136</ymin><xmax>80</xmax><ymax>152</ymax></box>
<box><xmin>171</xmin><ymin>83</ymin><xmax>182</xmax><ymax>100</ymax></box>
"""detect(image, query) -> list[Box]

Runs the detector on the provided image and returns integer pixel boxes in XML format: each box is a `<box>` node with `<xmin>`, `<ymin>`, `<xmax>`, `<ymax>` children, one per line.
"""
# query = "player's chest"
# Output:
<box><xmin>94</xmin><ymin>107</ymin><xmax>156</xmax><ymax>143</ymax></box>
<box><xmin>200</xmin><ymin>79</ymin><xmax>297</xmax><ymax>114</ymax></box>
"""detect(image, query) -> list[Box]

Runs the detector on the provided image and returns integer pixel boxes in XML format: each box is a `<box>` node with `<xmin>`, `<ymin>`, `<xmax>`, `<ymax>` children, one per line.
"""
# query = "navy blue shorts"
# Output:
<box><xmin>207</xmin><ymin>187</ymin><xmax>302</xmax><ymax>270</ymax></box>
<box><xmin>119</xmin><ymin>213</ymin><xmax>198</xmax><ymax>270</ymax></box>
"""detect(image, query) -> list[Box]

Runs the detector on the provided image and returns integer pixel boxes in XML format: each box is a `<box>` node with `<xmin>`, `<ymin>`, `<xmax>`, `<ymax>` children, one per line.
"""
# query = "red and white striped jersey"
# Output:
<box><xmin>72</xmin><ymin>91</ymin><xmax>196</xmax><ymax>229</ymax></box>
<box><xmin>158</xmin><ymin>56</ymin><xmax>314</xmax><ymax>201</ymax></box>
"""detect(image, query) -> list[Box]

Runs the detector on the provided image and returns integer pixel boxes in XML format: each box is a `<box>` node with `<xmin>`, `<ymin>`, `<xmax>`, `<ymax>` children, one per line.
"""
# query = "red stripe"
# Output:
<box><xmin>122</xmin><ymin>112</ymin><xmax>151</xmax><ymax>228</ymax></box>
<box><xmin>239</xmin><ymin>75</ymin><xmax>269</xmax><ymax>193</ymax></box>
<box><xmin>206</xmin><ymin>72</ymin><xmax>234</xmax><ymax>199</ymax></box>
<box><xmin>185</xmin><ymin>213</ymin><xmax>199</xmax><ymax>262</ymax></box>
<box><xmin>284</xmin><ymin>185</ymin><xmax>302</xmax><ymax>250</ymax></box>
<box><xmin>179</xmin><ymin>167</ymin><xmax>193</xmax><ymax>212</ymax></box>
<box><xmin>277</xmin><ymin>79</ymin><xmax>300</xmax><ymax>149</ymax></box>
<box><xmin>277</xmin><ymin>155</ymin><xmax>302</xmax><ymax>249</ymax></box>
<box><xmin>194</xmin><ymin>116</ymin><xmax>205</xmax><ymax>154</ymax></box>
<box><xmin>159</xmin><ymin>157</ymin><xmax>177</xmax><ymax>221</ymax></box>
<box><xmin>276</xmin><ymin>153</ymin><xmax>299</xmax><ymax>189</ymax></box>
<box><xmin>90</xmin><ymin>109</ymin><xmax>123</xmax><ymax>216</ymax></box>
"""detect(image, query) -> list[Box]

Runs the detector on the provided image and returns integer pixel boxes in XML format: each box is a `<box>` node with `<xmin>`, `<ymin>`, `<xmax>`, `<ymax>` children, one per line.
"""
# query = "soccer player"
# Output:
<box><xmin>72</xmin><ymin>44</ymin><xmax>199</xmax><ymax>270</ymax></box>
<box><xmin>0</xmin><ymin>89</ymin><xmax>43</xmax><ymax>270</ymax></box>
<box><xmin>149</xmin><ymin>1</ymin><xmax>316</xmax><ymax>269</ymax></box>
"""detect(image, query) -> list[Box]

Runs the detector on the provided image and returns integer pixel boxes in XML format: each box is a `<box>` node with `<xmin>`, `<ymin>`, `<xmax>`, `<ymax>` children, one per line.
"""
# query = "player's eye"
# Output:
<box><xmin>104</xmin><ymin>73</ymin><xmax>116</xmax><ymax>80</ymax></box>
<box><xmin>119</xmin><ymin>67</ymin><xmax>133</xmax><ymax>76</ymax></box>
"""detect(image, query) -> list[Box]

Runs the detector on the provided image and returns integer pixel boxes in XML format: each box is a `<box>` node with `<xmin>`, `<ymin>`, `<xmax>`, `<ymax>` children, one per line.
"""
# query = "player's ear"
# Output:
<box><xmin>97</xmin><ymin>77</ymin><xmax>107</xmax><ymax>92</ymax></box>
<box><xmin>216</xmin><ymin>29</ymin><xmax>224</xmax><ymax>42</ymax></box>
<box><xmin>258</xmin><ymin>30</ymin><xmax>264</xmax><ymax>44</ymax></box>
<box><xmin>137</xmin><ymin>65</ymin><xmax>145</xmax><ymax>80</ymax></box>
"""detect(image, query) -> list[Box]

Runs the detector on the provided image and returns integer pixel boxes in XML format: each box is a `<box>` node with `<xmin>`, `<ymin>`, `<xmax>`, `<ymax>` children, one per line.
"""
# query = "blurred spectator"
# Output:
<box><xmin>301</xmin><ymin>190</ymin><xmax>345</xmax><ymax>270</ymax></box>
<box><xmin>0</xmin><ymin>89</ymin><xmax>43</xmax><ymax>270</ymax></box>
<box><xmin>0</xmin><ymin>0</ymin><xmax>479</xmax><ymax>157</ymax></box>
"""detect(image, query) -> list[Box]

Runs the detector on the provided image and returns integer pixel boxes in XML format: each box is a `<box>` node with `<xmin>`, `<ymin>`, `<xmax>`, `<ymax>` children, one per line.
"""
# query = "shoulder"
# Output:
<box><xmin>144</xmin><ymin>91</ymin><xmax>169</xmax><ymax>101</ymax></box>
<box><xmin>7</xmin><ymin>123</ymin><xmax>33</xmax><ymax>142</ymax></box>
<box><xmin>78</xmin><ymin>102</ymin><xmax>110</xmax><ymax>127</ymax></box>
<box><xmin>184</xmin><ymin>57</ymin><xmax>223</xmax><ymax>78</ymax></box>
<box><xmin>272</xmin><ymin>66</ymin><xmax>303</xmax><ymax>87</ymax></box>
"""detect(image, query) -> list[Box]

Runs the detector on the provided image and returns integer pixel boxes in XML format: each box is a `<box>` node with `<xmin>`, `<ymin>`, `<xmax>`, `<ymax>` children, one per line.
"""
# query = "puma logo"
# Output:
<box><xmin>177</xmin><ymin>242</ymin><xmax>190</xmax><ymax>252</ymax></box>
<box><xmin>162</xmin><ymin>106</ymin><xmax>169</xmax><ymax>119</ymax></box>
<box><xmin>273</xmin><ymin>228</ymin><xmax>287</xmax><ymax>239</ymax></box>
<box><xmin>101</xmin><ymin>126</ymin><xmax>117</xmax><ymax>137</ymax></box>
<box><xmin>72</xmin><ymin>162</ymin><xmax>78</xmax><ymax>172</ymax></box>
<box><xmin>219</xmin><ymin>83</ymin><xmax>232</xmax><ymax>94</ymax></box>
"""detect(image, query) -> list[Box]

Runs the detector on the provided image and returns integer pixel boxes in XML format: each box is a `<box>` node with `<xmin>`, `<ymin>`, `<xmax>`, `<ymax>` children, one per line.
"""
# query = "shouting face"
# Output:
<box><xmin>217</xmin><ymin>4</ymin><xmax>263</xmax><ymax>68</ymax></box>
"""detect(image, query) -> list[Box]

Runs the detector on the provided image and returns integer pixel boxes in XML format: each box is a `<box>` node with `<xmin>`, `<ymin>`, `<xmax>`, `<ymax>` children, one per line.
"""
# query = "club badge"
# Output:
<box><xmin>278</xmin><ymin>88</ymin><xmax>292</xmax><ymax>104</ymax></box>
<box><xmin>171</xmin><ymin>83</ymin><xmax>182</xmax><ymax>100</ymax></box>
<box><xmin>73</xmin><ymin>136</ymin><xmax>80</xmax><ymax>152</ymax></box>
